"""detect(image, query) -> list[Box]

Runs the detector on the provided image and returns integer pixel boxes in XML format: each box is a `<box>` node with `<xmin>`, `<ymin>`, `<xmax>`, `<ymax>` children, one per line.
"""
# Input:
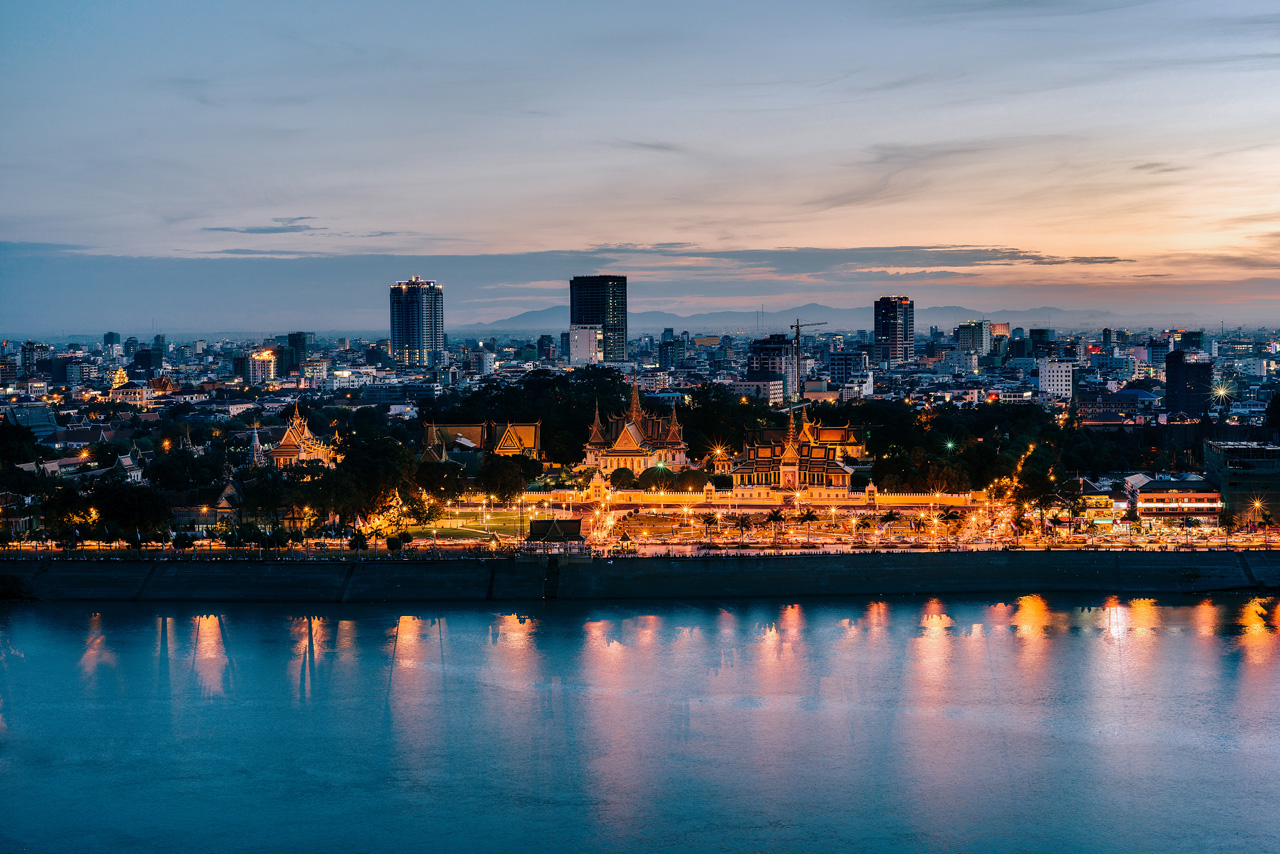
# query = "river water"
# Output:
<box><xmin>0</xmin><ymin>596</ymin><xmax>1277</xmax><ymax>853</ymax></box>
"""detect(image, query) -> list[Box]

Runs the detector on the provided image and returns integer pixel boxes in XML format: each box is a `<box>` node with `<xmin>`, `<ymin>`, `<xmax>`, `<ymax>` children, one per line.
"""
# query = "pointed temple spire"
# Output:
<box><xmin>665</xmin><ymin>400</ymin><xmax>682</xmax><ymax>442</ymax></box>
<box><xmin>589</xmin><ymin>400</ymin><xmax>606</xmax><ymax>444</ymax></box>
<box><xmin>250</xmin><ymin>426</ymin><xmax>267</xmax><ymax>468</ymax></box>
<box><xmin>628</xmin><ymin>381</ymin><xmax>644</xmax><ymax>424</ymax></box>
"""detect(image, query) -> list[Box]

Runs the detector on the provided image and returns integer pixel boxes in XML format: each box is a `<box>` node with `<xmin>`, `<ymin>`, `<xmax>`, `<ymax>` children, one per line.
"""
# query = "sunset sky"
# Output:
<box><xmin>4</xmin><ymin>0</ymin><xmax>1280</xmax><ymax>333</ymax></box>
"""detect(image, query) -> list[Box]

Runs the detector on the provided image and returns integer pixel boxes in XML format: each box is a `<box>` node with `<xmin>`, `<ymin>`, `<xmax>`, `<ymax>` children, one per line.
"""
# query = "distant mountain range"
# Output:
<box><xmin>450</xmin><ymin>303</ymin><xmax>1203</xmax><ymax>335</ymax></box>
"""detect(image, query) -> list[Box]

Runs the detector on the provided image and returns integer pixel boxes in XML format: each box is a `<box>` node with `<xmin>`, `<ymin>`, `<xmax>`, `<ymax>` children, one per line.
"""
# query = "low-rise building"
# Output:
<box><xmin>1204</xmin><ymin>441</ymin><xmax>1280</xmax><ymax>519</ymax></box>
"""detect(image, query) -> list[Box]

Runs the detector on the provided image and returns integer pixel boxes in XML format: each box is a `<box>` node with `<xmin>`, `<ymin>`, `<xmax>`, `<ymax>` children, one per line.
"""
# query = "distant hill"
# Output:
<box><xmin>450</xmin><ymin>303</ymin><xmax>1199</xmax><ymax>335</ymax></box>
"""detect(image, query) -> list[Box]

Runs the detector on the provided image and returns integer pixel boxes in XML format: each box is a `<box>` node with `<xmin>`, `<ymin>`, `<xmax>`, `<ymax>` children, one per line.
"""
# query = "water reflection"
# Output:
<box><xmin>78</xmin><ymin>613</ymin><xmax>117</xmax><ymax>686</ymax></box>
<box><xmin>4</xmin><ymin>596</ymin><xmax>1280</xmax><ymax>853</ymax></box>
<box><xmin>1193</xmin><ymin>599</ymin><xmax>1220</xmax><ymax>637</ymax></box>
<box><xmin>1237</xmin><ymin>598</ymin><xmax>1276</xmax><ymax>665</ymax></box>
<box><xmin>192</xmin><ymin>615</ymin><xmax>230</xmax><ymax>698</ymax></box>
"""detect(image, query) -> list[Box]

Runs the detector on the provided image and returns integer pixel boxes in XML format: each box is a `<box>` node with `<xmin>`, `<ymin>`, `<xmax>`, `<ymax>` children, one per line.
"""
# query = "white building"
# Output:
<box><xmin>569</xmin><ymin>324</ymin><xmax>604</xmax><ymax>365</ymax></box>
<box><xmin>247</xmin><ymin>350</ymin><xmax>277</xmax><ymax>385</ymax></box>
<box><xmin>839</xmin><ymin>371</ymin><xmax>874</xmax><ymax>401</ymax></box>
<box><xmin>941</xmin><ymin>349</ymin><xmax>979</xmax><ymax>374</ymax></box>
<box><xmin>733</xmin><ymin>379</ymin><xmax>785</xmax><ymax>406</ymax></box>
<box><xmin>1037</xmin><ymin>359</ymin><xmax>1075</xmax><ymax>398</ymax></box>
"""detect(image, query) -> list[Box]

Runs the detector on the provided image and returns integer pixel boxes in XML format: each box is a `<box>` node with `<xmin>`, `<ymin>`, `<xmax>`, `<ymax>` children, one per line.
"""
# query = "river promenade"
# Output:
<box><xmin>2</xmin><ymin>548</ymin><xmax>1279</xmax><ymax>602</ymax></box>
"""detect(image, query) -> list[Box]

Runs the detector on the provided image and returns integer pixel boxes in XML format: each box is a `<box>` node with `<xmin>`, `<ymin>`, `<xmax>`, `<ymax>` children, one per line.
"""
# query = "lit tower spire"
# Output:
<box><xmin>628</xmin><ymin>381</ymin><xmax>644</xmax><ymax>424</ymax></box>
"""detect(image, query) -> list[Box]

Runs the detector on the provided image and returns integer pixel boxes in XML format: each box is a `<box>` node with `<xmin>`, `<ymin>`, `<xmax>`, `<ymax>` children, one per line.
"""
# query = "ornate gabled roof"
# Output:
<box><xmin>265</xmin><ymin>405</ymin><xmax>334</xmax><ymax>466</ymax></box>
<box><xmin>611</xmin><ymin>422</ymin><xmax>651</xmax><ymax>453</ymax></box>
<box><xmin>494</xmin><ymin>422</ymin><xmax>536</xmax><ymax>454</ymax></box>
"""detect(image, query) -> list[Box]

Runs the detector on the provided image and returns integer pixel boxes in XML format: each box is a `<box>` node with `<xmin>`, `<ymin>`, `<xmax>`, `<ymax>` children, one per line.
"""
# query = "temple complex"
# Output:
<box><xmin>730</xmin><ymin>410</ymin><xmax>856</xmax><ymax>503</ymax></box>
<box><xmin>745</xmin><ymin>407</ymin><xmax>865</xmax><ymax>461</ymax></box>
<box><xmin>582</xmin><ymin>385</ymin><xmax>689</xmax><ymax>474</ymax></box>
<box><xmin>264</xmin><ymin>406</ymin><xmax>337</xmax><ymax>469</ymax></box>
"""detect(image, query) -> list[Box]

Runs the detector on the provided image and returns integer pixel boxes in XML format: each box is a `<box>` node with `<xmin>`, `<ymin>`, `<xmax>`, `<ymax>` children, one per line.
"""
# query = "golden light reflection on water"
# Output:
<box><xmin>716</xmin><ymin>609</ymin><xmax>738</xmax><ymax>671</ymax></box>
<box><xmin>1129</xmin><ymin>598</ymin><xmax>1162</xmax><ymax>637</ymax></box>
<box><xmin>580</xmin><ymin>616</ymin><xmax>652</xmax><ymax>833</ymax></box>
<box><xmin>1101</xmin><ymin>595</ymin><xmax>1128</xmax><ymax>639</ymax></box>
<box><xmin>79</xmin><ymin>613</ymin><xmax>117</xmax><ymax>684</ymax></box>
<box><xmin>911</xmin><ymin>599</ymin><xmax>954</xmax><ymax>691</ymax></box>
<box><xmin>626</xmin><ymin>614</ymin><xmax>663</xmax><ymax>649</ymax></box>
<box><xmin>1237</xmin><ymin>598</ymin><xmax>1276</xmax><ymax>665</ymax></box>
<box><xmin>1193</xmin><ymin>599</ymin><xmax>1220</xmax><ymax>637</ymax></box>
<box><xmin>920</xmin><ymin>598</ymin><xmax>955</xmax><ymax>636</ymax></box>
<box><xmin>487</xmin><ymin>614</ymin><xmax>541</xmax><ymax>688</ymax></box>
<box><xmin>191</xmin><ymin>615</ymin><xmax>228</xmax><ymax>698</ymax></box>
<box><xmin>863</xmin><ymin>601</ymin><xmax>890</xmax><ymax>635</ymax></box>
<box><xmin>335</xmin><ymin>620</ymin><xmax>357</xmax><ymax>657</ymax></box>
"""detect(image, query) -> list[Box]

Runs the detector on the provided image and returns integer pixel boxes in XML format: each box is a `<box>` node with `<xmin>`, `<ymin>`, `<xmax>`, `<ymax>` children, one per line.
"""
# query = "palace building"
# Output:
<box><xmin>265</xmin><ymin>406</ymin><xmax>337</xmax><ymax>469</ymax></box>
<box><xmin>744</xmin><ymin>407</ymin><xmax>866</xmax><ymax>462</ymax></box>
<box><xmin>730</xmin><ymin>409</ymin><xmax>856</xmax><ymax>502</ymax></box>
<box><xmin>583</xmin><ymin>385</ymin><xmax>689</xmax><ymax>475</ymax></box>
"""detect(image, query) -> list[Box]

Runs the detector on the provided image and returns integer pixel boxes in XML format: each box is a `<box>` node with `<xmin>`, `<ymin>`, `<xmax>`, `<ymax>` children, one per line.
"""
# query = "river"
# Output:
<box><xmin>0</xmin><ymin>596</ymin><xmax>1277</xmax><ymax>853</ymax></box>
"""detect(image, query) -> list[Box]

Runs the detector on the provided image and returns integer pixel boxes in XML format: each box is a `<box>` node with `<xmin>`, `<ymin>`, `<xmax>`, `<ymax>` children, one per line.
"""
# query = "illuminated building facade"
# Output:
<box><xmin>265</xmin><ymin>407</ymin><xmax>336</xmax><ymax>469</ymax></box>
<box><xmin>390</xmin><ymin>276</ymin><xmax>446</xmax><ymax>368</ymax></box>
<box><xmin>731</xmin><ymin>410</ymin><xmax>856</xmax><ymax>500</ymax></box>
<box><xmin>583</xmin><ymin>385</ymin><xmax>688</xmax><ymax>474</ymax></box>
<box><xmin>247</xmin><ymin>350</ymin><xmax>276</xmax><ymax>385</ymax></box>
<box><xmin>874</xmin><ymin>295</ymin><xmax>914</xmax><ymax>365</ymax></box>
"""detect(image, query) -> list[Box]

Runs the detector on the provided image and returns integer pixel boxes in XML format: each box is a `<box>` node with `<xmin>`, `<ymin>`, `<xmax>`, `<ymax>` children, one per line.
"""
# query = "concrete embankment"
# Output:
<box><xmin>2</xmin><ymin>550</ymin><xmax>1278</xmax><ymax>603</ymax></box>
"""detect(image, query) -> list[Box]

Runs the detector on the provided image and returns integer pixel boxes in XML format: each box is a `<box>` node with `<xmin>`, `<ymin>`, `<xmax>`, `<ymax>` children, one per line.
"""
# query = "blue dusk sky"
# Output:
<box><xmin>3</xmin><ymin>0</ymin><xmax>1280</xmax><ymax>334</ymax></box>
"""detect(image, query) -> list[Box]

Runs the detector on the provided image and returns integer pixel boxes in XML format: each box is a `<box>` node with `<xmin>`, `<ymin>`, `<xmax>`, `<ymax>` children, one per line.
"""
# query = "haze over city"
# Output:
<box><xmin>4</xmin><ymin>0</ymin><xmax>1280</xmax><ymax>334</ymax></box>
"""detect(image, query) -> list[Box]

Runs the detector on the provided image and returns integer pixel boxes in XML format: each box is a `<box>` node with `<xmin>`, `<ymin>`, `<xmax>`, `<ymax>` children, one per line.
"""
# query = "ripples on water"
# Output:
<box><xmin>0</xmin><ymin>596</ymin><xmax>1277</xmax><ymax>853</ymax></box>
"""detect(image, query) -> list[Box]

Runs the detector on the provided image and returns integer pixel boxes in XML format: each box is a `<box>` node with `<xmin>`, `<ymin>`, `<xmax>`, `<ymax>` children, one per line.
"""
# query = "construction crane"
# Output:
<box><xmin>790</xmin><ymin>318</ymin><xmax>827</xmax><ymax>402</ymax></box>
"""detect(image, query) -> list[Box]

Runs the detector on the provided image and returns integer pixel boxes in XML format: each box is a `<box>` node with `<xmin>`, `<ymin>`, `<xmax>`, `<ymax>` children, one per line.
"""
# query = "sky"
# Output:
<box><xmin>3</xmin><ymin>0</ymin><xmax>1280</xmax><ymax>335</ymax></box>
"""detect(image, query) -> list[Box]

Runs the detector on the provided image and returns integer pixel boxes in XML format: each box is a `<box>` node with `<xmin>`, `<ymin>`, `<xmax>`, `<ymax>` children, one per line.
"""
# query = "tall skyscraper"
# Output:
<box><xmin>570</xmin><ymin>275</ymin><xmax>627</xmax><ymax>362</ymax></box>
<box><xmin>873</xmin><ymin>296</ymin><xmax>914</xmax><ymax>365</ymax></box>
<box><xmin>390</xmin><ymin>276</ymin><xmax>445</xmax><ymax>368</ymax></box>
<box><xmin>103</xmin><ymin>331</ymin><xmax>120</xmax><ymax>348</ymax></box>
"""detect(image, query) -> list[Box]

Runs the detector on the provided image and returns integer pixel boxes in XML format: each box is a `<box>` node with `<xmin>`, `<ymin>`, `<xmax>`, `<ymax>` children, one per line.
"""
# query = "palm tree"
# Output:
<box><xmin>795</xmin><ymin>508</ymin><xmax>819</xmax><ymax>544</ymax></box>
<box><xmin>764</xmin><ymin>509</ymin><xmax>786</xmax><ymax>544</ymax></box>
<box><xmin>701</xmin><ymin>513</ymin><xmax>717</xmax><ymax>541</ymax></box>
<box><xmin>734</xmin><ymin>514</ymin><xmax>752</xmax><ymax>542</ymax></box>
<box><xmin>854</xmin><ymin>516</ymin><xmax>873</xmax><ymax>545</ymax></box>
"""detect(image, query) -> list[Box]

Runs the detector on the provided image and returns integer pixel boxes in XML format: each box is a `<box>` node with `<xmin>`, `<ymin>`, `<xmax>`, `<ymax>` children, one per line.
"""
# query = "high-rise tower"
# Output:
<box><xmin>873</xmin><ymin>295</ymin><xmax>914</xmax><ymax>365</ymax></box>
<box><xmin>570</xmin><ymin>275</ymin><xmax>627</xmax><ymax>362</ymax></box>
<box><xmin>390</xmin><ymin>276</ymin><xmax>446</xmax><ymax>368</ymax></box>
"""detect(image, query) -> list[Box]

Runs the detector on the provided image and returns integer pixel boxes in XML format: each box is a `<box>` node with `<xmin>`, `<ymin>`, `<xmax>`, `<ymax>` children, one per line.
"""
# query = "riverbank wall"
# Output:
<box><xmin>2</xmin><ymin>550</ymin><xmax>1278</xmax><ymax>602</ymax></box>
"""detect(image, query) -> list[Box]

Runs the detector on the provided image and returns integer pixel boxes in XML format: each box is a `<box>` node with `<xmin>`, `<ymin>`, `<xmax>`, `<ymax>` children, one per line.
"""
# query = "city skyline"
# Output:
<box><xmin>4</xmin><ymin>0</ymin><xmax>1280</xmax><ymax>333</ymax></box>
